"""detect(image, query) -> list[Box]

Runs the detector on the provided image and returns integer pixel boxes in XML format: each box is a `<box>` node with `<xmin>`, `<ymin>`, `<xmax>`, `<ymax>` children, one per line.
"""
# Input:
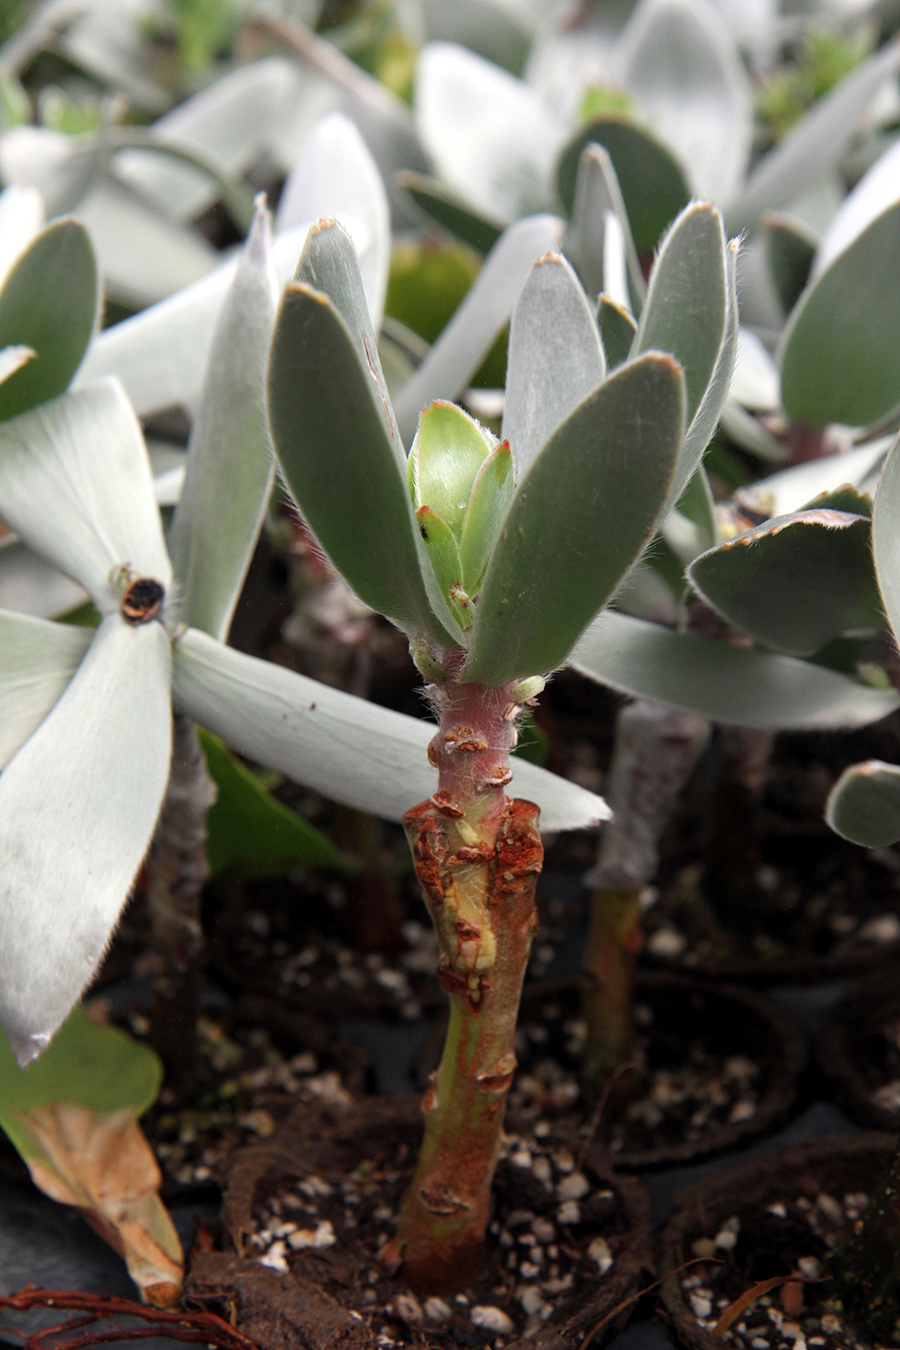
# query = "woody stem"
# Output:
<box><xmin>146</xmin><ymin>715</ymin><xmax>217</xmax><ymax>1088</ymax></box>
<box><xmin>396</xmin><ymin>665</ymin><xmax>542</xmax><ymax>1292</ymax></box>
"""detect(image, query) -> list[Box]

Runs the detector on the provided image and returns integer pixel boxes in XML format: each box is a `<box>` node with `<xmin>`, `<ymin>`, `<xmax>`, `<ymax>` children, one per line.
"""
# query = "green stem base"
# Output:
<box><xmin>397</xmin><ymin>795</ymin><xmax>542</xmax><ymax>1292</ymax></box>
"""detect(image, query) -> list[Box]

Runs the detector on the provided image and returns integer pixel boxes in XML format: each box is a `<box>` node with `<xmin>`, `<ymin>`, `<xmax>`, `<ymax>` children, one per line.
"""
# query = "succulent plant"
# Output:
<box><xmin>266</xmin><ymin>198</ymin><xmax>735</xmax><ymax>1287</ymax></box>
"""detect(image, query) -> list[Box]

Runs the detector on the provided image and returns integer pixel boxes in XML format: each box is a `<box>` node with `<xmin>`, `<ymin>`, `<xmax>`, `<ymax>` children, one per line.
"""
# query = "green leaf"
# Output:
<box><xmin>268</xmin><ymin>231</ymin><xmax>461</xmax><ymax>647</ymax></box>
<box><xmin>198</xmin><ymin>728</ymin><xmax>348</xmax><ymax>878</ymax></box>
<box><xmin>459</xmin><ymin>440</ymin><xmax>514</xmax><ymax>593</ymax></box>
<box><xmin>294</xmin><ymin>221</ymin><xmax>400</xmax><ymax>470</ymax></box>
<box><xmin>0</xmin><ymin>344</ymin><xmax>34</xmax><ymax>384</ymax></box>
<box><xmin>275</xmin><ymin>112</ymin><xmax>391</xmax><ymax>334</ymax></box>
<box><xmin>0</xmin><ymin>219</ymin><xmax>98</xmax><ymax>422</ymax></box>
<box><xmin>633</xmin><ymin>202</ymin><xmax>728</xmax><ymax>428</ymax></box>
<box><xmin>571</xmin><ymin>609</ymin><xmax>900</xmax><ymax>729</ymax></box>
<box><xmin>563</xmin><ymin>143</ymin><xmax>645</xmax><ymax>312</ymax></box>
<box><xmin>396</xmin><ymin>171</ymin><xmax>503</xmax><ymax>255</ymax></box>
<box><xmin>409</xmin><ymin>400</ymin><xmax>491</xmax><ymax>535</ymax></box>
<box><xmin>763</xmin><ymin>211</ymin><xmax>817</xmax><ymax>316</ymax></box>
<box><xmin>0</xmin><ymin>1005</ymin><xmax>160</xmax><ymax>1132</ymax></box>
<box><xmin>688</xmin><ymin>510</ymin><xmax>881</xmax><ymax>657</ymax></box>
<box><xmin>676</xmin><ymin>465</ymin><xmax>717</xmax><ymax>552</ymax></box>
<box><xmin>826</xmin><ymin>760</ymin><xmax>900</xmax><ymax>847</ymax></box>
<box><xmin>386</xmin><ymin>240</ymin><xmax>479</xmax><ymax>345</ymax></box>
<box><xmin>416</xmin><ymin>506</ymin><xmax>471</xmax><ymax>626</ymax></box>
<box><xmin>502</xmin><ymin>252</ymin><xmax>606</xmax><ymax>480</ymax></box>
<box><xmin>557</xmin><ymin>117</ymin><xmax>690</xmax><ymax>257</ymax></box>
<box><xmin>873</xmin><ymin>429</ymin><xmax>900</xmax><ymax>646</ymax></box>
<box><xmin>167</xmin><ymin>200</ymin><xmax>277</xmax><ymax>642</ymax></box>
<box><xmin>511</xmin><ymin>710</ymin><xmax>548</xmax><ymax>766</ymax></box>
<box><xmin>394</xmin><ymin>214</ymin><xmax>564</xmax><ymax>446</ymax></box>
<box><xmin>779</xmin><ymin>198</ymin><xmax>900</xmax><ymax>428</ymax></box>
<box><xmin>464</xmin><ymin>353</ymin><xmax>685</xmax><ymax>685</ymax></box>
<box><xmin>804</xmin><ymin>484</ymin><xmax>872</xmax><ymax>517</ymax></box>
<box><xmin>598</xmin><ymin>295</ymin><xmax>637</xmax><ymax>369</ymax></box>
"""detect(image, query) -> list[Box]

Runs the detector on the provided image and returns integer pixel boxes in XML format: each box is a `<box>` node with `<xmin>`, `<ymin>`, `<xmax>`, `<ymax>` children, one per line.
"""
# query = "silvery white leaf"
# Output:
<box><xmin>0</xmin><ymin>608</ymin><xmax>90</xmax><ymax>770</ymax></box>
<box><xmin>415</xmin><ymin>42</ymin><xmax>566</xmax><ymax>224</ymax></box>
<box><xmin>56</xmin><ymin>0</ymin><xmax>168</xmax><ymax>114</ymax></box>
<box><xmin>171</xmin><ymin>627</ymin><xmax>608</xmax><ymax>832</ymax></box>
<box><xmin>115</xmin><ymin>58</ymin><xmax>299</xmax><ymax>224</ymax></box>
<box><xmin>502</xmin><ymin>253</ymin><xmax>606</xmax><ymax>479</ymax></box>
<box><xmin>661</xmin><ymin>232</ymin><xmax>738</xmax><ymax>509</ymax></box>
<box><xmin>602</xmin><ymin>212</ymin><xmax>630</xmax><ymax>311</ymax></box>
<box><xmin>813</xmin><ymin>137</ymin><xmax>900</xmax><ymax>279</ymax></box>
<box><xmin>738</xmin><ymin>437</ymin><xmax>892</xmax><ymax>518</ymax></box>
<box><xmin>153</xmin><ymin>466</ymin><xmax>185</xmax><ymax>507</ymax></box>
<box><xmin>731</xmin><ymin>327</ymin><xmax>780</xmax><ymax>411</ymax></box>
<box><xmin>0</xmin><ymin>184</ymin><xmax>44</xmax><ymax>291</ymax></box>
<box><xmin>0</xmin><ymin>537</ymin><xmax>86</xmax><ymax>618</ymax></box>
<box><xmin>78</xmin><ymin>218</ymin><xmax>381</xmax><ymax>417</ymax></box>
<box><xmin>419</xmin><ymin>0</ymin><xmax>533</xmax><ymax>71</ymax></box>
<box><xmin>571</xmin><ymin>608</ymin><xmax>900</xmax><ymax>730</ymax></box>
<box><xmin>0</xmin><ymin>345</ymin><xmax>34</xmax><ymax>384</ymax></box>
<box><xmin>525</xmin><ymin>16</ymin><xmax>617</xmax><ymax>123</ymax></box>
<box><xmin>148</xmin><ymin>439</ymin><xmax>186</xmax><ymax>506</ymax></box>
<box><xmin>260</xmin><ymin>31</ymin><xmax>428</xmax><ymax>229</ymax></box>
<box><xmin>728</xmin><ymin>38</ymin><xmax>900</xmax><ymax>233</ymax></box>
<box><xmin>168</xmin><ymin>199</ymin><xmax>277</xmax><ymax>641</ymax></box>
<box><xmin>0</xmin><ymin>126</ymin><xmax>73</xmax><ymax>207</ymax></box>
<box><xmin>564</xmin><ymin>144</ymin><xmax>644</xmax><ymax>309</ymax></box>
<box><xmin>0</xmin><ymin>379</ymin><xmax>171</xmax><ymax>613</ymax></box>
<box><xmin>394</xmin><ymin>213</ymin><xmax>565</xmax><ymax>446</ymax></box>
<box><xmin>720</xmin><ymin>400</ymin><xmax>787</xmax><ymax>463</ymax></box>
<box><xmin>0</xmin><ymin>613</ymin><xmax>172</xmax><ymax>1063</ymax></box>
<box><xmin>76</xmin><ymin>174</ymin><xmax>218</xmax><ymax>308</ymax></box>
<box><xmin>617</xmin><ymin>0</ymin><xmax>752</xmax><ymax>205</ymax></box>
<box><xmin>276</xmin><ymin>111</ymin><xmax>391</xmax><ymax>329</ymax></box>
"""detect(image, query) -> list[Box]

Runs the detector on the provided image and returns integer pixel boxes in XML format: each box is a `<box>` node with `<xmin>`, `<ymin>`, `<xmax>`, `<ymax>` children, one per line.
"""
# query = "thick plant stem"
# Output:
<box><xmin>705</xmin><ymin>725</ymin><xmax>774</xmax><ymax>932</ymax></box>
<box><xmin>581</xmin><ymin>886</ymin><xmax>642</xmax><ymax>1093</ymax></box>
<box><xmin>396</xmin><ymin>662</ymin><xmax>542</xmax><ymax>1292</ymax></box>
<box><xmin>146</xmin><ymin>715</ymin><xmax>217</xmax><ymax>1088</ymax></box>
<box><xmin>828</xmin><ymin>1140</ymin><xmax>900</xmax><ymax>1343</ymax></box>
<box><xmin>581</xmin><ymin>701</ymin><xmax>709</xmax><ymax>1098</ymax></box>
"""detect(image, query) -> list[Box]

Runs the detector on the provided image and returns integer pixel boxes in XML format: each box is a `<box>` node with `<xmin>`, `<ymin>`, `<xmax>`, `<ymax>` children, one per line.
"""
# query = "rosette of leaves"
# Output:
<box><xmin>406</xmin><ymin>0</ymin><xmax>899</xmax><ymax>278</ymax></box>
<box><xmin>266</xmin><ymin>199</ymin><xmax>735</xmax><ymax>1288</ymax></box>
<box><xmin>0</xmin><ymin>199</ymin><xmax>604</xmax><ymax>1071</ymax></box>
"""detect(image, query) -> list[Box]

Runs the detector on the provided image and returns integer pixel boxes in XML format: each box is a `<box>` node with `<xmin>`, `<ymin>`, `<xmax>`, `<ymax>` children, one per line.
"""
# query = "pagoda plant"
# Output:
<box><xmin>266</xmin><ymin>198</ymin><xmax>736</xmax><ymax>1288</ymax></box>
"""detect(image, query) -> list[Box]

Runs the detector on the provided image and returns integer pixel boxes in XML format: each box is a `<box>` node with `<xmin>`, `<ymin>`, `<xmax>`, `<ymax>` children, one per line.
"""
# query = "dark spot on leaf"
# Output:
<box><xmin>120</xmin><ymin>577</ymin><xmax>164</xmax><ymax>625</ymax></box>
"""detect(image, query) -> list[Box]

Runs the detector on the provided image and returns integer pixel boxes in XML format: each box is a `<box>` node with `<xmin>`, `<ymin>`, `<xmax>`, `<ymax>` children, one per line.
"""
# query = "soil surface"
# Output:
<box><xmin>188</xmin><ymin>1097</ymin><xmax>653</xmax><ymax>1350</ymax></box>
<box><xmin>661</xmin><ymin>1135</ymin><xmax>899</xmax><ymax>1350</ymax></box>
<box><xmin>98</xmin><ymin>994</ymin><xmax>368</xmax><ymax>1196</ymax></box>
<box><xmin>415</xmin><ymin>978</ymin><xmax>805</xmax><ymax>1170</ymax></box>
